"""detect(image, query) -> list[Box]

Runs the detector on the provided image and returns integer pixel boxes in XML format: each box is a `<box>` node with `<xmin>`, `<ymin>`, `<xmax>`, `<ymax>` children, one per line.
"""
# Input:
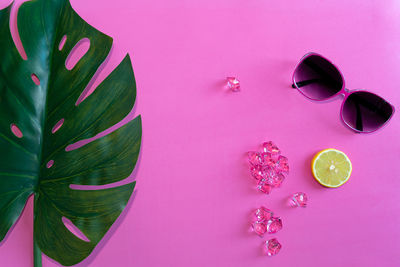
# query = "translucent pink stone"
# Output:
<box><xmin>254</xmin><ymin>207</ymin><xmax>273</xmax><ymax>222</ymax></box>
<box><xmin>257</xmin><ymin>181</ymin><xmax>271</xmax><ymax>194</ymax></box>
<box><xmin>226</xmin><ymin>77</ymin><xmax>240</xmax><ymax>92</ymax></box>
<box><xmin>276</xmin><ymin>155</ymin><xmax>289</xmax><ymax>173</ymax></box>
<box><xmin>250</xmin><ymin>165</ymin><xmax>264</xmax><ymax>181</ymax></box>
<box><xmin>262</xmin><ymin>141</ymin><xmax>280</xmax><ymax>155</ymax></box>
<box><xmin>248</xmin><ymin>151</ymin><xmax>263</xmax><ymax>166</ymax></box>
<box><xmin>272</xmin><ymin>173</ymin><xmax>285</xmax><ymax>187</ymax></box>
<box><xmin>261</xmin><ymin>167</ymin><xmax>275</xmax><ymax>185</ymax></box>
<box><xmin>252</xmin><ymin>221</ymin><xmax>267</xmax><ymax>237</ymax></box>
<box><xmin>261</xmin><ymin>152</ymin><xmax>276</xmax><ymax>167</ymax></box>
<box><xmin>266</xmin><ymin>217</ymin><xmax>282</xmax><ymax>234</ymax></box>
<box><xmin>291</xmin><ymin>192</ymin><xmax>308</xmax><ymax>207</ymax></box>
<box><xmin>265</xmin><ymin>238</ymin><xmax>282</xmax><ymax>256</ymax></box>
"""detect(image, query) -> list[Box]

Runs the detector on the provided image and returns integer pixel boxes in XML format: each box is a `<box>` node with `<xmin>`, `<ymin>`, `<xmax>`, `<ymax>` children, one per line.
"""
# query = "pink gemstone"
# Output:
<box><xmin>262</xmin><ymin>141</ymin><xmax>280</xmax><ymax>155</ymax></box>
<box><xmin>227</xmin><ymin>77</ymin><xmax>240</xmax><ymax>92</ymax></box>
<box><xmin>272</xmin><ymin>173</ymin><xmax>285</xmax><ymax>187</ymax></box>
<box><xmin>261</xmin><ymin>152</ymin><xmax>276</xmax><ymax>167</ymax></box>
<box><xmin>265</xmin><ymin>238</ymin><xmax>282</xmax><ymax>256</ymax></box>
<box><xmin>257</xmin><ymin>181</ymin><xmax>271</xmax><ymax>194</ymax></box>
<box><xmin>266</xmin><ymin>217</ymin><xmax>282</xmax><ymax>234</ymax></box>
<box><xmin>276</xmin><ymin>155</ymin><xmax>289</xmax><ymax>173</ymax></box>
<box><xmin>248</xmin><ymin>151</ymin><xmax>263</xmax><ymax>166</ymax></box>
<box><xmin>291</xmin><ymin>192</ymin><xmax>308</xmax><ymax>207</ymax></box>
<box><xmin>262</xmin><ymin>167</ymin><xmax>276</xmax><ymax>185</ymax></box>
<box><xmin>254</xmin><ymin>207</ymin><xmax>273</xmax><ymax>222</ymax></box>
<box><xmin>252</xmin><ymin>221</ymin><xmax>267</xmax><ymax>237</ymax></box>
<box><xmin>250</xmin><ymin>165</ymin><xmax>264</xmax><ymax>181</ymax></box>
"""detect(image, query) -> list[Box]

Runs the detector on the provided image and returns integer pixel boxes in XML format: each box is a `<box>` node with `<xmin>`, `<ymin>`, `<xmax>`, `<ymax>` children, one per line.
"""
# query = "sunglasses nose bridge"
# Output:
<box><xmin>342</xmin><ymin>88</ymin><xmax>351</xmax><ymax>97</ymax></box>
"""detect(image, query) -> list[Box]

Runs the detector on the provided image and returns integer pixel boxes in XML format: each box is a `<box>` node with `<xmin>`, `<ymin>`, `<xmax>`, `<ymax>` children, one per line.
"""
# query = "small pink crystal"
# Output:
<box><xmin>250</xmin><ymin>165</ymin><xmax>264</xmax><ymax>181</ymax></box>
<box><xmin>257</xmin><ymin>181</ymin><xmax>271</xmax><ymax>194</ymax></box>
<box><xmin>276</xmin><ymin>155</ymin><xmax>289</xmax><ymax>173</ymax></box>
<box><xmin>261</xmin><ymin>167</ymin><xmax>275</xmax><ymax>185</ymax></box>
<box><xmin>265</xmin><ymin>238</ymin><xmax>282</xmax><ymax>256</ymax></box>
<box><xmin>248</xmin><ymin>151</ymin><xmax>263</xmax><ymax>166</ymax></box>
<box><xmin>266</xmin><ymin>217</ymin><xmax>282</xmax><ymax>234</ymax></box>
<box><xmin>262</xmin><ymin>141</ymin><xmax>280</xmax><ymax>155</ymax></box>
<box><xmin>291</xmin><ymin>192</ymin><xmax>308</xmax><ymax>207</ymax></box>
<box><xmin>252</xmin><ymin>221</ymin><xmax>267</xmax><ymax>237</ymax></box>
<box><xmin>261</xmin><ymin>152</ymin><xmax>277</xmax><ymax>167</ymax></box>
<box><xmin>254</xmin><ymin>207</ymin><xmax>273</xmax><ymax>222</ymax></box>
<box><xmin>226</xmin><ymin>77</ymin><xmax>240</xmax><ymax>92</ymax></box>
<box><xmin>272</xmin><ymin>173</ymin><xmax>285</xmax><ymax>187</ymax></box>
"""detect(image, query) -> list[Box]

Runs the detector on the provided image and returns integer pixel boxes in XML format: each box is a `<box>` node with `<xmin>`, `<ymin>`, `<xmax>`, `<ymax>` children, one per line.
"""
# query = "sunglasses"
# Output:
<box><xmin>291</xmin><ymin>52</ymin><xmax>395</xmax><ymax>133</ymax></box>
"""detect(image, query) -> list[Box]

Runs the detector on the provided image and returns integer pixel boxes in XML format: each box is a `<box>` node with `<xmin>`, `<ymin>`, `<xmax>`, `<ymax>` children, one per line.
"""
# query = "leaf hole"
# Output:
<box><xmin>31</xmin><ymin>73</ymin><xmax>40</xmax><ymax>85</ymax></box>
<box><xmin>51</xmin><ymin>118</ymin><xmax>64</xmax><ymax>134</ymax></box>
<box><xmin>70</xmin><ymin>177</ymin><xmax>134</xmax><ymax>190</ymax></box>
<box><xmin>58</xmin><ymin>35</ymin><xmax>67</xmax><ymax>51</ymax></box>
<box><xmin>65</xmin><ymin>38</ymin><xmax>90</xmax><ymax>70</ymax></box>
<box><xmin>46</xmin><ymin>160</ymin><xmax>54</xmax><ymax>169</ymax></box>
<box><xmin>10</xmin><ymin>124</ymin><xmax>23</xmax><ymax>138</ymax></box>
<box><xmin>9</xmin><ymin>2</ymin><xmax>28</xmax><ymax>60</ymax></box>
<box><xmin>62</xmin><ymin>217</ymin><xmax>90</xmax><ymax>242</ymax></box>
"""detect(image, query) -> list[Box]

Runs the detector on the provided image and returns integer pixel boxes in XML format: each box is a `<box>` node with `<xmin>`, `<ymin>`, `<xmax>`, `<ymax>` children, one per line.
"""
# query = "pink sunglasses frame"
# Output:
<box><xmin>291</xmin><ymin>52</ymin><xmax>395</xmax><ymax>134</ymax></box>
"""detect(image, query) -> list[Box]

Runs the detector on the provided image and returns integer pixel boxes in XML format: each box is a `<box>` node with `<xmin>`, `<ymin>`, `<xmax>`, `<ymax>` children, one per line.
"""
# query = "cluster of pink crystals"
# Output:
<box><xmin>248</xmin><ymin>141</ymin><xmax>289</xmax><ymax>194</ymax></box>
<box><xmin>252</xmin><ymin>207</ymin><xmax>283</xmax><ymax>237</ymax></box>
<box><xmin>252</xmin><ymin>207</ymin><xmax>283</xmax><ymax>256</ymax></box>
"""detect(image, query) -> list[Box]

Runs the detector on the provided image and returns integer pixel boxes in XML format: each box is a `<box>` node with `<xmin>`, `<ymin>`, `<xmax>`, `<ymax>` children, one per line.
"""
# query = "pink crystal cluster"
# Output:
<box><xmin>245</xmin><ymin>141</ymin><xmax>307</xmax><ymax>257</ymax></box>
<box><xmin>248</xmin><ymin>141</ymin><xmax>289</xmax><ymax>194</ymax></box>
<box><xmin>252</xmin><ymin>207</ymin><xmax>282</xmax><ymax>237</ymax></box>
<box><xmin>252</xmin><ymin>207</ymin><xmax>283</xmax><ymax>256</ymax></box>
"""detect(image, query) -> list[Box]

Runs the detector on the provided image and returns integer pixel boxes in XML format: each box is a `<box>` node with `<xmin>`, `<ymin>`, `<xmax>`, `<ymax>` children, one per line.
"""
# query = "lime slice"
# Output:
<box><xmin>311</xmin><ymin>148</ymin><xmax>352</xmax><ymax>188</ymax></box>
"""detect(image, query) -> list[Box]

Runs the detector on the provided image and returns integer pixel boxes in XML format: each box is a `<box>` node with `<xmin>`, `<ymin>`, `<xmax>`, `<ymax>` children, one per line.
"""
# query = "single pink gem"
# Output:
<box><xmin>262</xmin><ymin>167</ymin><xmax>276</xmax><ymax>185</ymax></box>
<box><xmin>257</xmin><ymin>181</ymin><xmax>271</xmax><ymax>194</ymax></box>
<box><xmin>252</xmin><ymin>221</ymin><xmax>267</xmax><ymax>237</ymax></box>
<box><xmin>250</xmin><ymin>165</ymin><xmax>264</xmax><ymax>181</ymax></box>
<box><xmin>265</xmin><ymin>238</ymin><xmax>282</xmax><ymax>256</ymax></box>
<box><xmin>254</xmin><ymin>207</ymin><xmax>273</xmax><ymax>222</ymax></box>
<box><xmin>276</xmin><ymin>155</ymin><xmax>289</xmax><ymax>173</ymax></box>
<box><xmin>262</xmin><ymin>141</ymin><xmax>280</xmax><ymax>155</ymax></box>
<box><xmin>261</xmin><ymin>152</ymin><xmax>276</xmax><ymax>167</ymax></box>
<box><xmin>291</xmin><ymin>192</ymin><xmax>308</xmax><ymax>207</ymax></box>
<box><xmin>266</xmin><ymin>217</ymin><xmax>282</xmax><ymax>234</ymax></box>
<box><xmin>248</xmin><ymin>151</ymin><xmax>263</xmax><ymax>166</ymax></box>
<box><xmin>226</xmin><ymin>77</ymin><xmax>240</xmax><ymax>92</ymax></box>
<box><xmin>272</xmin><ymin>173</ymin><xmax>285</xmax><ymax>187</ymax></box>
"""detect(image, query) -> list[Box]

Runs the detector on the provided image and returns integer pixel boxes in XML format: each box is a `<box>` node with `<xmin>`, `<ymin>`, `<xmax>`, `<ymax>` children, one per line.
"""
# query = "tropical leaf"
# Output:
<box><xmin>0</xmin><ymin>0</ymin><xmax>141</xmax><ymax>266</ymax></box>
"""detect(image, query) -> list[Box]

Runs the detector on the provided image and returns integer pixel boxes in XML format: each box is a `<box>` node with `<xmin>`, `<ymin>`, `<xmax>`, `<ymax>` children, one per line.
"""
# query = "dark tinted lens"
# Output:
<box><xmin>294</xmin><ymin>55</ymin><xmax>343</xmax><ymax>100</ymax></box>
<box><xmin>342</xmin><ymin>91</ymin><xmax>393</xmax><ymax>132</ymax></box>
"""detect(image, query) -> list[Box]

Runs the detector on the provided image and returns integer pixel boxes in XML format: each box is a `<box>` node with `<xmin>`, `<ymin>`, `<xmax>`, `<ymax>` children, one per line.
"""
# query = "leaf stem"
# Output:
<box><xmin>33</xmin><ymin>194</ymin><xmax>42</xmax><ymax>267</ymax></box>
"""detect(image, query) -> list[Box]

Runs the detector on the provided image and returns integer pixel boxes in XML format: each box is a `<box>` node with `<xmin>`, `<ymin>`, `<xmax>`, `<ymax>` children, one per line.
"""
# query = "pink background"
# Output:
<box><xmin>1</xmin><ymin>0</ymin><xmax>400</xmax><ymax>266</ymax></box>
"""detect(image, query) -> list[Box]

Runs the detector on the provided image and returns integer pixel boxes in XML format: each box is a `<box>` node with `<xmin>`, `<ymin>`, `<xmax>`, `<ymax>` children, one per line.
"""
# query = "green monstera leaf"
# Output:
<box><xmin>0</xmin><ymin>0</ymin><xmax>141</xmax><ymax>266</ymax></box>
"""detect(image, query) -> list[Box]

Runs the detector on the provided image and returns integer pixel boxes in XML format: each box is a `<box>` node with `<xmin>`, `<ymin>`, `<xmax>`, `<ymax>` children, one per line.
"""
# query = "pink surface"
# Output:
<box><xmin>0</xmin><ymin>0</ymin><xmax>400</xmax><ymax>266</ymax></box>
